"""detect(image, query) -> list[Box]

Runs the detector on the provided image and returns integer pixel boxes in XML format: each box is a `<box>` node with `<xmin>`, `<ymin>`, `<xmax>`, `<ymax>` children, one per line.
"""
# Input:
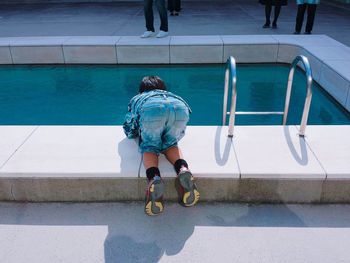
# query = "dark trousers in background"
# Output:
<box><xmin>295</xmin><ymin>4</ymin><xmax>317</xmax><ymax>33</ymax></box>
<box><xmin>168</xmin><ymin>0</ymin><xmax>181</xmax><ymax>12</ymax></box>
<box><xmin>144</xmin><ymin>0</ymin><xmax>168</xmax><ymax>32</ymax></box>
<box><xmin>265</xmin><ymin>4</ymin><xmax>281</xmax><ymax>24</ymax></box>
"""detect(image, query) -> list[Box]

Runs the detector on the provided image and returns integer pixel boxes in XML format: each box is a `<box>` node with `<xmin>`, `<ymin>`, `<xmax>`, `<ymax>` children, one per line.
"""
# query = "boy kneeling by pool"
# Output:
<box><xmin>123</xmin><ymin>76</ymin><xmax>200</xmax><ymax>216</ymax></box>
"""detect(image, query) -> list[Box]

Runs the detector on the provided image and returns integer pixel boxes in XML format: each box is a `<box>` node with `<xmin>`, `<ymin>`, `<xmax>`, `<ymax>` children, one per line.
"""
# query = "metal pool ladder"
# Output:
<box><xmin>223</xmin><ymin>55</ymin><xmax>313</xmax><ymax>138</ymax></box>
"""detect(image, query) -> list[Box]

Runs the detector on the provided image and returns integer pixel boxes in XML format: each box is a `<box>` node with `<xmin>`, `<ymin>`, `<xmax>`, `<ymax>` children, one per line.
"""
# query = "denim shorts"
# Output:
<box><xmin>139</xmin><ymin>95</ymin><xmax>189</xmax><ymax>154</ymax></box>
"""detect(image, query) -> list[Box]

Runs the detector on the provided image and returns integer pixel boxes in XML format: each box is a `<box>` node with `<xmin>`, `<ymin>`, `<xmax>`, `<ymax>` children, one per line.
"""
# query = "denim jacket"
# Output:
<box><xmin>123</xmin><ymin>90</ymin><xmax>192</xmax><ymax>139</ymax></box>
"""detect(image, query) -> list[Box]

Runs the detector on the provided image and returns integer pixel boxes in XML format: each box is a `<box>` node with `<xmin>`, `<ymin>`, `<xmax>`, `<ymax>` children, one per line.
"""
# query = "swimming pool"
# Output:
<box><xmin>0</xmin><ymin>64</ymin><xmax>349</xmax><ymax>125</ymax></box>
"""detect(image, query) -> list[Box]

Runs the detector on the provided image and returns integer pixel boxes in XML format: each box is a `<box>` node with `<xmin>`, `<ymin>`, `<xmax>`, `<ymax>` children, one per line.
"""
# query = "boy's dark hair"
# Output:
<box><xmin>139</xmin><ymin>76</ymin><xmax>166</xmax><ymax>93</ymax></box>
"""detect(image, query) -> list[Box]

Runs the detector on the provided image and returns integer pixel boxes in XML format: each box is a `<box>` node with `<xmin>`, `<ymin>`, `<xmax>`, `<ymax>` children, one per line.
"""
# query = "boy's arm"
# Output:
<box><xmin>123</xmin><ymin>98</ymin><xmax>139</xmax><ymax>139</ymax></box>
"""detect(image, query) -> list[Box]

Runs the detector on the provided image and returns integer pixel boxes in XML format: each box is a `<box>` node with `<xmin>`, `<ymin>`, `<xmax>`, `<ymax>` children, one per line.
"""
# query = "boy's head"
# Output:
<box><xmin>139</xmin><ymin>76</ymin><xmax>166</xmax><ymax>93</ymax></box>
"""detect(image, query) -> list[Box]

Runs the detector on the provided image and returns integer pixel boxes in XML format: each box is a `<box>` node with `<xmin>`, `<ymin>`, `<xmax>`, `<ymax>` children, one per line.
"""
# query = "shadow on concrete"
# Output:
<box><xmin>284</xmin><ymin>125</ymin><xmax>308</xmax><ymax>165</ymax></box>
<box><xmin>1</xmin><ymin>202</ymin><xmax>350</xmax><ymax>262</ymax></box>
<box><xmin>214</xmin><ymin>126</ymin><xmax>233</xmax><ymax>166</ymax></box>
<box><xmin>117</xmin><ymin>137</ymin><xmax>142</xmax><ymax>177</ymax></box>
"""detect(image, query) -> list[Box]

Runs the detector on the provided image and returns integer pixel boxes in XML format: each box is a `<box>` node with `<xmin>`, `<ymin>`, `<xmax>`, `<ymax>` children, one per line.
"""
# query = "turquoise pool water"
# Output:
<box><xmin>0</xmin><ymin>64</ymin><xmax>349</xmax><ymax>125</ymax></box>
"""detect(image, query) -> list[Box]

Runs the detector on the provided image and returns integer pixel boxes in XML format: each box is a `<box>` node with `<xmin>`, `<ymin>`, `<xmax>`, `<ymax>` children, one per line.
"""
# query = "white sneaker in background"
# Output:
<box><xmin>140</xmin><ymin>31</ymin><xmax>156</xmax><ymax>38</ymax></box>
<box><xmin>156</xmin><ymin>30</ymin><xmax>169</xmax><ymax>38</ymax></box>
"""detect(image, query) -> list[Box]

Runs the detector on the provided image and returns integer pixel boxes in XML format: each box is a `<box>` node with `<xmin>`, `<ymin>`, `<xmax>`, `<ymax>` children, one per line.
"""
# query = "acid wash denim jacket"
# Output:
<box><xmin>123</xmin><ymin>89</ymin><xmax>192</xmax><ymax>139</ymax></box>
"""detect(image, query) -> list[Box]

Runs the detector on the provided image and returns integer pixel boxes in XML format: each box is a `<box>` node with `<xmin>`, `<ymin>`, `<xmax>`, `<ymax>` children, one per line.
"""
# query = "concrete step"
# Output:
<box><xmin>1</xmin><ymin>125</ymin><xmax>350</xmax><ymax>203</ymax></box>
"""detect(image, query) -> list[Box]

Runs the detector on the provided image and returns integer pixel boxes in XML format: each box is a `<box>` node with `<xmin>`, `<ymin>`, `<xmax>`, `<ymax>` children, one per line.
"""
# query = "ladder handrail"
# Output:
<box><xmin>222</xmin><ymin>56</ymin><xmax>237</xmax><ymax>137</ymax></box>
<box><xmin>222</xmin><ymin>55</ymin><xmax>313</xmax><ymax>138</ymax></box>
<box><xmin>282</xmin><ymin>55</ymin><xmax>313</xmax><ymax>136</ymax></box>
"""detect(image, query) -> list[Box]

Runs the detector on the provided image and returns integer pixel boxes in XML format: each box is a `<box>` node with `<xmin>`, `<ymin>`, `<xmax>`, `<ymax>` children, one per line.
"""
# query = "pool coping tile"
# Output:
<box><xmin>0</xmin><ymin>126</ymin><xmax>141</xmax><ymax>178</ymax></box>
<box><xmin>276</xmin><ymin>44</ymin><xmax>303</xmax><ymax>64</ymax></box>
<box><xmin>318</xmin><ymin>62</ymin><xmax>350</xmax><ymax>107</ymax></box>
<box><xmin>117</xmin><ymin>36</ymin><xmax>170</xmax><ymax>46</ymax></box>
<box><xmin>322</xmin><ymin>59</ymin><xmax>350</xmax><ymax>83</ymax></box>
<box><xmin>0</xmin><ymin>126</ymin><xmax>38</xmax><ymax>170</ymax></box>
<box><xmin>223</xmin><ymin>44</ymin><xmax>278</xmax><ymax>63</ymax></box>
<box><xmin>0</xmin><ymin>46</ymin><xmax>12</xmax><ymax>64</ymax></box>
<box><xmin>272</xmin><ymin>34</ymin><xmax>346</xmax><ymax>48</ymax></box>
<box><xmin>117</xmin><ymin>45</ymin><xmax>170</xmax><ymax>64</ymax></box>
<box><xmin>0</xmin><ymin>38</ymin><xmax>16</xmax><ymax>46</ymax></box>
<box><xmin>63</xmin><ymin>45</ymin><xmax>118</xmax><ymax>64</ymax></box>
<box><xmin>303</xmin><ymin>126</ymin><xmax>350</xmax><ymax>179</ymax></box>
<box><xmin>63</xmin><ymin>36</ymin><xmax>121</xmax><ymax>46</ymax></box>
<box><xmin>10</xmin><ymin>46</ymin><xmax>65</xmax><ymax>64</ymax></box>
<box><xmin>170</xmin><ymin>36</ymin><xmax>223</xmax><ymax>46</ymax></box>
<box><xmin>222</xmin><ymin>35</ymin><xmax>278</xmax><ymax>45</ymax></box>
<box><xmin>234</xmin><ymin>126</ymin><xmax>326</xmax><ymax>180</ymax></box>
<box><xmin>9</xmin><ymin>36</ymin><xmax>71</xmax><ymax>46</ymax></box>
<box><xmin>306</xmin><ymin>46</ymin><xmax>350</xmax><ymax>62</ymax></box>
<box><xmin>345</xmin><ymin>84</ymin><xmax>350</xmax><ymax>115</ymax></box>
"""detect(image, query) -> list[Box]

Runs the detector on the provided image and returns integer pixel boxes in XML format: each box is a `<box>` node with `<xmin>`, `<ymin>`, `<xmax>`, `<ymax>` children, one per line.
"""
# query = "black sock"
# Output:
<box><xmin>174</xmin><ymin>159</ymin><xmax>188</xmax><ymax>174</ymax></box>
<box><xmin>146</xmin><ymin>167</ymin><xmax>161</xmax><ymax>181</ymax></box>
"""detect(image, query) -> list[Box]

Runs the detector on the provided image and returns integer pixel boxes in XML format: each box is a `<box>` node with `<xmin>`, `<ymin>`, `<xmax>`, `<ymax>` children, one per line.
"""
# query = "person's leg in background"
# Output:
<box><xmin>168</xmin><ymin>0</ymin><xmax>175</xmax><ymax>15</ymax></box>
<box><xmin>141</xmin><ymin>0</ymin><xmax>156</xmax><ymax>37</ymax></box>
<box><xmin>272</xmin><ymin>4</ymin><xmax>281</xmax><ymax>28</ymax></box>
<box><xmin>174</xmin><ymin>0</ymin><xmax>181</xmax><ymax>15</ymax></box>
<box><xmin>155</xmin><ymin>0</ymin><xmax>169</xmax><ymax>37</ymax></box>
<box><xmin>295</xmin><ymin>3</ymin><xmax>307</xmax><ymax>34</ymax></box>
<box><xmin>305</xmin><ymin>4</ymin><xmax>317</xmax><ymax>34</ymax></box>
<box><xmin>263</xmin><ymin>3</ymin><xmax>272</xmax><ymax>28</ymax></box>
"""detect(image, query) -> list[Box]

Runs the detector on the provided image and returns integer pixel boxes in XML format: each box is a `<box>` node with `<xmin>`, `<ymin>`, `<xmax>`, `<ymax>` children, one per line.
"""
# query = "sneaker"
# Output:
<box><xmin>141</xmin><ymin>31</ymin><xmax>156</xmax><ymax>38</ymax></box>
<box><xmin>178</xmin><ymin>169</ymin><xmax>200</xmax><ymax>207</ymax></box>
<box><xmin>145</xmin><ymin>176</ymin><xmax>164</xmax><ymax>216</ymax></box>
<box><xmin>156</xmin><ymin>30</ymin><xmax>169</xmax><ymax>38</ymax></box>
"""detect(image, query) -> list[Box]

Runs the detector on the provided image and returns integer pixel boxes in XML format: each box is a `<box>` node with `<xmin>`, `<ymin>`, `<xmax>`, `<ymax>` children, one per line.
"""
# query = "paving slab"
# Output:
<box><xmin>304</xmin><ymin>125</ymin><xmax>350</xmax><ymax>179</ymax></box>
<box><xmin>0</xmin><ymin>126</ymin><xmax>141</xmax><ymax>177</ymax></box>
<box><xmin>62</xmin><ymin>36</ymin><xmax>121</xmax><ymax>64</ymax></box>
<box><xmin>306</xmin><ymin>46</ymin><xmax>350</xmax><ymax>62</ymax></box>
<box><xmin>117</xmin><ymin>36</ymin><xmax>170</xmax><ymax>64</ymax></box>
<box><xmin>0</xmin><ymin>126</ymin><xmax>37</xmax><ymax>169</ymax></box>
<box><xmin>170</xmin><ymin>36</ymin><xmax>223</xmax><ymax>63</ymax></box>
<box><xmin>222</xmin><ymin>35</ymin><xmax>278</xmax><ymax>44</ymax></box>
<box><xmin>272</xmin><ymin>34</ymin><xmax>346</xmax><ymax>47</ymax></box>
<box><xmin>0</xmin><ymin>46</ymin><xmax>12</xmax><ymax>64</ymax></box>
<box><xmin>318</xmin><ymin>62</ymin><xmax>350</xmax><ymax>107</ymax></box>
<box><xmin>0</xmin><ymin>126</ymin><xmax>142</xmax><ymax>201</ymax></box>
<box><xmin>323</xmin><ymin>59</ymin><xmax>350</xmax><ymax>82</ymax></box>
<box><xmin>233</xmin><ymin>126</ymin><xmax>326</xmax><ymax>179</ymax></box>
<box><xmin>223</xmin><ymin>43</ymin><xmax>278</xmax><ymax>63</ymax></box>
